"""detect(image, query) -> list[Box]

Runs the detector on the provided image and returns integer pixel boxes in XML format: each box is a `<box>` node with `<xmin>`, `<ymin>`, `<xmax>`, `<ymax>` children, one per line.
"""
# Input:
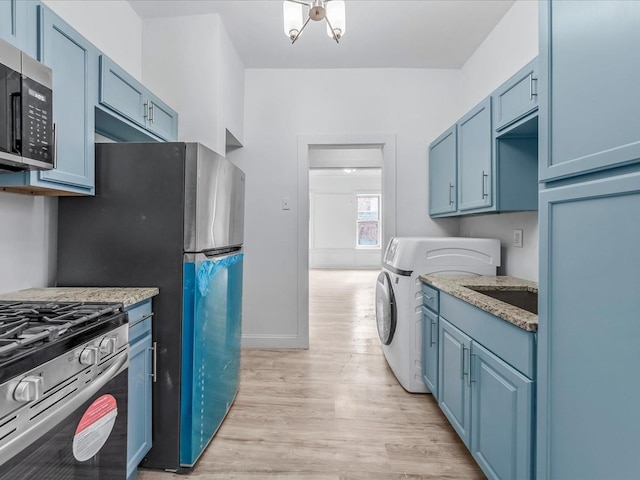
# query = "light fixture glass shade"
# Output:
<box><xmin>326</xmin><ymin>0</ymin><xmax>346</xmax><ymax>38</ymax></box>
<box><xmin>283</xmin><ymin>1</ymin><xmax>304</xmax><ymax>38</ymax></box>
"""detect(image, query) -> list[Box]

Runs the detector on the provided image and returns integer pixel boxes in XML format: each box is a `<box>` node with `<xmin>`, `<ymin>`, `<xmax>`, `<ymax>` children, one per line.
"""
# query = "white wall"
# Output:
<box><xmin>0</xmin><ymin>192</ymin><xmax>57</xmax><ymax>293</ymax></box>
<box><xmin>230</xmin><ymin>68</ymin><xmax>461</xmax><ymax>347</ymax></box>
<box><xmin>309</xmin><ymin>170</ymin><xmax>382</xmax><ymax>269</ymax></box>
<box><xmin>141</xmin><ymin>14</ymin><xmax>244</xmax><ymax>155</ymax></box>
<box><xmin>458</xmin><ymin>0</ymin><xmax>539</xmax><ymax>281</ymax></box>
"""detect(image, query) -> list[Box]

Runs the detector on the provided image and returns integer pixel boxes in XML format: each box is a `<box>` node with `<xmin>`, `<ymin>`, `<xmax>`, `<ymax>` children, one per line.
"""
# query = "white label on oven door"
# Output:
<box><xmin>72</xmin><ymin>394</ymin><xmax>118</xmax><ymax>461</ymax></box>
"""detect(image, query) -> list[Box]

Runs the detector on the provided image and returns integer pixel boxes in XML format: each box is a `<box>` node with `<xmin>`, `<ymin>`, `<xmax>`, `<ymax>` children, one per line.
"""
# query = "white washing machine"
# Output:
<box><xmin>375</xmin><ymin>236</ymin><xmax>501</xmax><ymax>393</ymax></box>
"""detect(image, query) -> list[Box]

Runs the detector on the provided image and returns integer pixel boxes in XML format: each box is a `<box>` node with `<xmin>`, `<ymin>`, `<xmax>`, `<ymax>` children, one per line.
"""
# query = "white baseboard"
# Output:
<box><xmin>241</xmin><ymin>334</ymin><xmax>309</xmax><ymax>349</ymax></box>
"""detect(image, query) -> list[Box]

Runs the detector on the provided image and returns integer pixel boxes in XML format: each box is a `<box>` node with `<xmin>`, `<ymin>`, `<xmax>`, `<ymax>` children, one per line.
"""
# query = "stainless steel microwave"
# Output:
<box><xmin>0</xmin><ymin>37</ymin><xmax>55</xmax><ymax>172</ymax></box>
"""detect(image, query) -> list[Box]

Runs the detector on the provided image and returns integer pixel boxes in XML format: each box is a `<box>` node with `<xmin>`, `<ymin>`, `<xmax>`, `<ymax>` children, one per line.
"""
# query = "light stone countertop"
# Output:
<box><xmin>419</xmin><ymin>275</ymin><xmax>538</xmax><ymax>332</ymax></box>
<box><xmin>0</xmin><ymin>287</ymin><xmax>159</xmax><ymax>308</ymax></box>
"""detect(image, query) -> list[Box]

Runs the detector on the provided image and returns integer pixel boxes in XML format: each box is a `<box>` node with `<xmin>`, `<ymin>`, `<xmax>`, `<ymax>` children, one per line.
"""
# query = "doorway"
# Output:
<box><xmin>296</xmin><ymin>134</ymin><xmax>397</xmax><ymax>348</ymax></box>
<box><xmin>309</xmin><ymin>164</ymin><xmax>382</xmax><ymax>269</ymax></box>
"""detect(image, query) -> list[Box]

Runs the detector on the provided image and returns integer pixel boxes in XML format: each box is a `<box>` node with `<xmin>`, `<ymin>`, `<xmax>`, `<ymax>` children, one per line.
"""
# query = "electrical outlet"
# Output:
<box><xmin>282</xmin><ymin>197</ymin><xmax>290</xmax><ymax>210</ymax></box>
<box><xmin>513</xmin><ymin>229</ymin><xmax>523</xmax><ymax>248</ymax></box>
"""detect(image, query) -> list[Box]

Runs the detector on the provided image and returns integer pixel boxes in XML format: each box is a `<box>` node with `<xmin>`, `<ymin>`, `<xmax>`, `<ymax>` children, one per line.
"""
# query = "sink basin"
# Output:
<box><xmin>468</xmin><ymin>288</ymin><xmax>538</xmax><ymax>315</ymax></box>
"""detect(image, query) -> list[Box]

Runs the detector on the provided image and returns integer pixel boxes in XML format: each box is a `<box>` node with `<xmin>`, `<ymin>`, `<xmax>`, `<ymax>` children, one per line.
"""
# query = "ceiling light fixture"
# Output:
<box><xmin>283</xmin><ymin>0</ymin><xmax>346</xmax><ymax>44</ymax></box>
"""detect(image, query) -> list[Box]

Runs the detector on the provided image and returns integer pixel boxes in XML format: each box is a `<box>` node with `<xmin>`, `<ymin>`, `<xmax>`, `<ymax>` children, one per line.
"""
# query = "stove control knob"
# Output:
<box><xmin>79</xmin><ymin>346</ymin><xmax>99</xmax><ymax>366</ymax></box>
<box><xmin>14</xmin><ymin>376</ymin><xmax>43</xmax><ymax>402</ymax></box>
<box><xmin>99</xmin><ymin>337</ymin><xmax>118</xmax><ymax>357</ymax></box>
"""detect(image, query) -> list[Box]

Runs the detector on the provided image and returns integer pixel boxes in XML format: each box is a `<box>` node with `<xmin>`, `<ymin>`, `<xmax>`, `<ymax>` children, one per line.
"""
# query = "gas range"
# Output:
<box><xmin>0</xmin><ymin>301</ymin><xmax>127</xmax><ymax>383</ymax></box>
<box><xmin>0</xmin><ymin>300</ymin><xmax>130</xmax><ymax>478</ymax></box>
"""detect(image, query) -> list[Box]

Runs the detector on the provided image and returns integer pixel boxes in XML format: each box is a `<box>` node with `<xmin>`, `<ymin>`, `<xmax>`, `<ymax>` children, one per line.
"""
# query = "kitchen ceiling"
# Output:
<box><xmin>127</xmin><ymin>0</ymin><xmax>516</xmax><ymax>69</ymax></box>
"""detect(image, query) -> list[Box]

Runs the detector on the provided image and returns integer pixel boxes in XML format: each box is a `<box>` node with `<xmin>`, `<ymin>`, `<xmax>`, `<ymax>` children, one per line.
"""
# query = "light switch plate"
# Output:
<box><xmin>513</xmin><ymin>229</ymin><xmax>523</xmax><ymax>248</ymax></box>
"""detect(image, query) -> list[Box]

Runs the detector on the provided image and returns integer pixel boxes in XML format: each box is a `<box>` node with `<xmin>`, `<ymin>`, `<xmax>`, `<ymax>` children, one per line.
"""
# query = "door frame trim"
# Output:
<box><xmin>296</xmin><ymin>133</ymin><xmax>397</xmax><ymax>348</ymax></box>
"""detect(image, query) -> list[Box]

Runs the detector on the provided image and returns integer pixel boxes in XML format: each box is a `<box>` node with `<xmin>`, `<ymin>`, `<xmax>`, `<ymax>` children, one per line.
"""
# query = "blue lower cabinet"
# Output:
<box><xmin>126</xmin><ymin>301</ymin><xmax>154</xmax><ymax>480</ymax></box>
<box><xmin>470</xmin><ymin>342</ymin><xmax>533</xmax><ymax>480</ymax></box>
<box><xmin>438</xmin><ymin>317</ymin><xmax>472</xmax><ymax>447</ymax></box>
<box><xmin>421</xmin><ymin>306</ymin><xmax>438</xmax><ymax>397</ymax></box>
<box><xmin>438</xmin><ymin>297</ymin><xmax>535</xmax><ymax>479</ymax></box>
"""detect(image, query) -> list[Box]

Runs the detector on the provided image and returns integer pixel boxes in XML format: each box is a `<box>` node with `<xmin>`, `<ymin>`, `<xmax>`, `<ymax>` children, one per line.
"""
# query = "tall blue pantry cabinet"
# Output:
<box><xmin>537</xmin><ymin>1</ymin><xmax>640</xmax><ymax>479</ymax></box>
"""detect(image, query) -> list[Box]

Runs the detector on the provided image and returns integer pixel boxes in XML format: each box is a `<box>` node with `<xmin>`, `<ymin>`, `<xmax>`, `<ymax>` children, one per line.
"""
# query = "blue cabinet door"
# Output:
<box><xmin>0</xmin><ymin>0</ymin><xmax>24</xmax><ymax>49</ymax></box>
<box><xmin>493</xmin><ymin>58</ymin><xmax>538</xmax><ymax>133</ymax></box>
<box><xmin>537</xmin><ymin>170</ymin><xmax>640</xmax><ymax>479</ymax></box>
<box><xmin>99</xmin><ymin>54</ymin><xmax>147</xmax><ymax>129</ymax></box>
<box><xmin>146</xmin><ymin>92</ymin><xmax>178</xmax><ymax>141</ymax></box>
<box><xmin>38</xmin><ymin>6</ymin><xmax>96</xmax><ymax>193</ymax></box>
<box><xmin>127</xmin><ymin>330</ymin><xmax>153</xmax><ymax>480</ymax></box>
<box><xmin>438</xmin><ymin>317</ymin><xmax>472</xmax><ymax>446</ymax></box>
<box><xmin>421</xmin><ymin>306</ymin><xmax>438</xmax><ymax>398</ymax></box>
<box><xmin>126</xmin><ymin>301</ymin><xmax>153</xmax><ymax>480</ymax></box>
<box><xmin>471</xmin><ymin>341</ymin><xmax>533</xmax><ymax>480</ymax></box>
<box><xmin>457</xmin><ymin>98</ymin><xmax>492</xmax><ymax>211</ymax></box>
<box><xmin>428</xmin><ymin>125</ymin><xmax>457</xmax><ymax>216</ymax></box>
<box><xmin>539</xmin><ymin>1</ymin><xmax>640</xmax><ymax>181</ymax></box>
<box><xmin>99</xmin><ymin>54</ymin><xmax>178</xmax><ymax>142</ymax></box>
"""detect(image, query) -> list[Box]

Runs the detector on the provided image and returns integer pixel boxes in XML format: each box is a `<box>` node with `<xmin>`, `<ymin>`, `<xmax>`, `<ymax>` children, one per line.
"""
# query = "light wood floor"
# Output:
<box><xmin>138</xmin><ymin>269</ymin><xmax>484</xmax><ymax>479</ymax></box>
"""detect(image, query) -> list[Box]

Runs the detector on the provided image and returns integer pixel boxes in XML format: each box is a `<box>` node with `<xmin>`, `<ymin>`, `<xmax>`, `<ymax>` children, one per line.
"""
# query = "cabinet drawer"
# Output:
<box><xmin>126</xmin><ymin>300</ymin><xmax>153</xmax><ymax>343</ymax></box>
<box><xmin>126</xmin><ymin>300</ymin><xmax>152</xmax><ymax>325</ymax></box>
<box><xmin>421</xmin><ymin>283</ymin><xmax>439</xmax><ymax>312</ymax></box>
<box><xmin>440</xmin><ymin>292</ymin><xmax>535</xmax><ymax>378</ymax></box>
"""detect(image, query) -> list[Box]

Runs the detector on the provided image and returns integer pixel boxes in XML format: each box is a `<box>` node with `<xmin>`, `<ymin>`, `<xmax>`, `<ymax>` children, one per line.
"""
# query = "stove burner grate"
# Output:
<box><xmin>0</xmin><ymin>301</ymin><xmax>122</xmax><ymax>357</ymax></box>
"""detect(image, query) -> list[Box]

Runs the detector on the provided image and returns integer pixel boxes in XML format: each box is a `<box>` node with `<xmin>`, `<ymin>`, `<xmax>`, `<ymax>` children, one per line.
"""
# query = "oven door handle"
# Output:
<box><xmin>0</xmin><ymin>350</ymin><xmax>128</xmax><ymax>468</ymax></box>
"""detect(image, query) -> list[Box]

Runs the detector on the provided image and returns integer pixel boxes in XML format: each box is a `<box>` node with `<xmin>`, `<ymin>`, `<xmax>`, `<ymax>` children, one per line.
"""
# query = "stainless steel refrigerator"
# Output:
<box><xmin>57</xmin><ymin>142</ymin><xmax>245</xmax><ymax>471</ymax></box>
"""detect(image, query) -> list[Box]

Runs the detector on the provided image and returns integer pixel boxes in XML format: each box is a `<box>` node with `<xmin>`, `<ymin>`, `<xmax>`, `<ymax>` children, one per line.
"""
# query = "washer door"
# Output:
<box><xmin>375</xmin><ymin>271</ymin><xmax>396</xmax><ymax>345</ymax></box>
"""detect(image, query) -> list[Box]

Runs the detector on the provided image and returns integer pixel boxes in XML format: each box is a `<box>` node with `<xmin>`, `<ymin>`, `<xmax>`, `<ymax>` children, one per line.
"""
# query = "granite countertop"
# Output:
<box><xmin>0</xmin><ymin>287</ymin><xmax>159</xmax><ymax>308</ymax></box>
<box><xmin>419</xmin><ymin>275</ymin><xmax>538</xmax><ymax>332</ymax></box>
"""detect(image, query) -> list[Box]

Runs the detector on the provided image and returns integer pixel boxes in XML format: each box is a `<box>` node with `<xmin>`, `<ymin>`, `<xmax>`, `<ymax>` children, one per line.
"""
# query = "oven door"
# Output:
<box><xmin>0</xmin><ymin>353</ymin><xmax>128</xmax><ymax>480</ymax></box>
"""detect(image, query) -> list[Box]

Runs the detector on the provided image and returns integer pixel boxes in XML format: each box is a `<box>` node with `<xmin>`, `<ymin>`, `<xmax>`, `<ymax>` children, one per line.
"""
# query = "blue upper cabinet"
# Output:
<box><xmin>0</xmin><ymin>5</ymin><xmax>97</xmax><ymax>195</ymax></box>
<box><xmin>0</xmin><ymin>0</ymin><xmax>25</xmax><ymax>49</ymax></box>
<box><xmin>428</xmin><ymin>125</ymin><xmax>457</xmax><ymax>216</ymax></box>
<box><xmin>99</xmin><ymin>55</ymin><xmax>178</xmax><ymax>141</ymax></box>
<box><xmin>0</xmin><ymin>0</ymin><xmax>36</xmax><ymax>54</ymax></box>
<box><xmin>458</xmin><ymin>98</ymin><xmax>492</xmax><ymax>212</ymax></box>
<box><xmin>493</xmin><ymin>58</ymin><xmax>538</xmax><ymax>134</ymax></box>
<box><xmin>539</xmin><ymin>1</ymin><xmax>640</xmax><ymax>181</ymax></box>
<box><xmin>145</xmin><ymin>91</ymin><xmax>177</xmax><ymax>141</ymax></box>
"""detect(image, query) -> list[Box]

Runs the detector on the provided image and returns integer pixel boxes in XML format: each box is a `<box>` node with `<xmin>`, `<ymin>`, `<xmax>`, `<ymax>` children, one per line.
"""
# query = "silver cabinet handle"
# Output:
<box><xmin>470</xmin><ymin>353</ymin><xmax>477</xmax><ymax>385</ymax></box>
<box><xmin>482</xmin><ymin>171</ymin><xmax>489</xmax><ymax>199</ymax></box>
<box><xmin>430</xmin><ymin>319</ymin><xmax>437</xmax><ymax>347</ymax></box>
<box><xmin>149</xmin><ymin>103</ymin><xmax>155</xmax><ymax>124</ymax></box>
<box><xmin>463</xmin><ymin>346</ymin><xmax>471</xmax><ymax>387</ymax></box>
<box><xmin>448</xmin><ymin>182</ymin><xmax>454</xmax><ymax>205</ymax></box>
<box><xmin>144</xmin><ymin>101</ymin><xmax>149</xmax><ymax>120</ymax></box>
<box><xmin>149</xmin><ymin>341</ymin><xmax>157</xmax><ymax>383</ymax></box>
<box><xmin>529</xmin><ymin>73</ymin><xmax>538</xmax><ymax>100</ymax></box>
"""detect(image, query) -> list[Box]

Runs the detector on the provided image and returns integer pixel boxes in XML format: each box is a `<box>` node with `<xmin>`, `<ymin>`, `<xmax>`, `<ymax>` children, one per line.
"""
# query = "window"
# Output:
<box><xmin>356</xmin><ymin>194</ymin><xmax>381</xmax><ymax>248</ymax></box>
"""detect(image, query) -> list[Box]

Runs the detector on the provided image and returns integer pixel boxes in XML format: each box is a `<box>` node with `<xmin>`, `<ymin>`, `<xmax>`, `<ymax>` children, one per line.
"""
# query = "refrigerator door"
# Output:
<box><xmin>180</xmin><ymin>250</ymin><xmax>243</xmax><ymax>467</ymax></box>
<box><xmin>184</xmin><ymin>143</ymin><xmax>245</xmax><ymax>253</ymax></box>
